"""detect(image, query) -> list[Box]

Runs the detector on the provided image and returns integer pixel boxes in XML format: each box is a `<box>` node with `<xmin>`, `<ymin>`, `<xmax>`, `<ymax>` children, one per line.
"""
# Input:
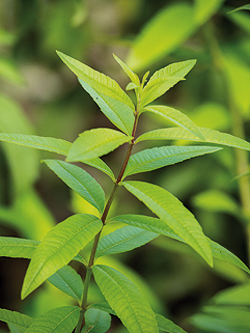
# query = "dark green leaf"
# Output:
<box><xmin>81</xmin><ymin>308</ymin><xmax>111</xmax><ymax>333</ymax></box>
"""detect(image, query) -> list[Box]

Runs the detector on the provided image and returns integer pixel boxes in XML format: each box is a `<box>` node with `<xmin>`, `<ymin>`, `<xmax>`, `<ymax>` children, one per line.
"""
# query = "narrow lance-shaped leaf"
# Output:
<box><xmin>82</xmin><ymin>308</ymin><xmax>111</xmax><ymax>333</ymax></box>
<box><xmin>93</xmin><ymin>265</ymin><xmax>159</xmax><ymax>333</ymax></box>
<box><xmin>21</xmin><ymin>214</ymin><xmax>102</xmax><ymax>299</ymax></box>
<box><xmin>67</xmin><ymin>128</ymin><xmax>133</xmax><ymax>162</ymax></box>
<box><xmin>82</xmin><ymin>157</ymin><xmax>115</xmax><ymax>181</ymax></box>
<box><xmin>142</xmin><ymin>105</ymin><xmax>204</xmax><ymax>139</ymax></box>
<box><xmin>136</xmin><ymin>126</ymin><xmax>250</xmax><ymax>151</ymax></box>
<box><xmin>0</xmin><ymin>133</ymin><xmax>72</xmax><ymax>155</ymax></box>
<box><xmin>156</xmin><ymin>313</ymin><xmax>188</xmax><ymax>333</ymax></box>
<box><xmin>141</xmin><ymin>59</ymin><xmax>196</xmax><ymax>107</ymax></box>
<box><xmin>109</xmin><ymin>215</ymin><xmax>250</xmax><ymax>275</ymax></box>
<box><xmin>57</xmin><ymin>51</ymin><xmax>135</xmax><ymax>135</ymax></box>
<box><xmin>48</xmin><ymin>265</ymin><xmax>83</xmax><ymax>304</ymax></box>
<box><xmin>113</xmin><ymin>54</ymin><xmax>140</xmax><ymax>86</ymax></box>
<box><xmin>0</xmin><ymin>237</ymin><xmax>39</xmax><ymax>259</ymax></box>
<box><xmin>95</xmin><ymin>226</ymin><xmax>158</xmax><ymax>258</ymax></box>
<box><xmin>123</xmin><ymin>145</ymin><xmax>221</xmax><ymax>178</ymax></box>
<box><xmin>123</xmin><ymin>181</ymin><xmax>213</xmax><ymax>266</ymax></box>
<box><xmin>0</xmin><ymin>309</ymin><xmax>34</xmax><ymax>331</ymax></box>
<box><xmin>24</xmin><ymin>306</ymin><xmax>80</xmax><ymax>333</ymax></box>
<box><xmin>44</xmin><ymin>160</ymin><xmax>105</xmax><ymax>213</ymax></box>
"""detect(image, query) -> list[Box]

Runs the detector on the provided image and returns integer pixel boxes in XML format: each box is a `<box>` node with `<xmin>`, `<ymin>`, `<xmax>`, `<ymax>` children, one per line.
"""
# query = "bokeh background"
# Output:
<box><xmin>1</xmin><ymin>0</ymin><xmax>250</xmax><ymax>332</ymax></box>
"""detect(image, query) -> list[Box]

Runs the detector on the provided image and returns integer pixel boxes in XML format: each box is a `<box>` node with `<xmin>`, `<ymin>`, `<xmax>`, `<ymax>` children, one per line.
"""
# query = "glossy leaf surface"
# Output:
<box><xmin>22</xmin><ymin>214</ymin><xmax>102</xmax><ymax>299</ymax></box>
<box><xmin>123</xmin><ymin>181</ymin><xmax>213</xmax><ymax>266</ymax></box>
<box><xmin>67</xmin><ymin>128</ymin><xmax>132</xmax><ymax>162</ymax></box>
<box><xmin>44</xmin><ymin>160</ymin><xmax>105</xmax><ymax>213</ymax></box>
<box><xmin>96</xmin><ymin>226</ymin><xmax>158</xmax><ymax>258</ymax></box>
<box><xmin>136</xmin><ymin>127</ymin><xmax>250</xmax><ymax>151</ymax></box>
<box><xmin>93</xmin><ymin>265</ymin><xmax>159</xmax><ymax>333</ymax></box>
<box><xmin>24</xmin><ymin>306</ymin><xmax>80</xmax><ymax>333</ymax></box>
<box><xmin>123</xmin><ymin>145</ymin><xmax>221</xmax><ymax>178</ymax></box>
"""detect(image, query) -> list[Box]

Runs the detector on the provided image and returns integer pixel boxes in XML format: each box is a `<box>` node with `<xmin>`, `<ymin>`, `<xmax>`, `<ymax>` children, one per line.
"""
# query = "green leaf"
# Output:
<box><xmin>0</xmin><ymin>133</ymin><xmax>72</xmax><ymax>155</ymax></box>
<box><xmin>0</xmin><ymin>309</ymin><xmax>34</xmax><ymax>330</ymax></box>
<box><xmin>143</xmin><ymin>105</ymin><xmax>203</xmax><ymax>139</ymax></box>
<box><xmin>95</xmin><ymin>226</ymin><xmax>158</xmax><ymax>258</ymax></box>
<box><xmin>228</xmin><ymin>4</ymin><xmax>250</xmax><ymax>14</ymax></box>
<box><xmin>44</xmin><ymin>160</ymin><xmax>105</xmax><ymax>213</ymax></box>
<box><xmin>81</xmin><ymin>308</ymin><xmax>111</xmax><ymax>333</ymax></box>
<box><xmin>92</xmin><ymin>265</ymin><xmax>159</xmax><ymax>333</ymax></box>
<box><xmin>212</xmin><ymin>283</ymin><xmax>250</xmax><ymax>306</ymax></box>
<box><xmin>48</xmin><ymin>265</ymin><xmax>83</xmax><ymax>304</ymax></box>
<box><xmin>79</xmin><ymin>79</ymin><xmax>134</xmax><ymax>135</ymax></box>
<box><xmin>82</xmin><ymin>158</ymin><xmax>115</xmax><ymax>181</ymax></box>
<box><xmin>0</xmin><ymin>237</ymin><xmax>39</xmax><ymax>259</ymax></box>
<box><xmin>24</xmin><ymin>306</ymin><xmax>80</xmax><ymax>333</ymax></box>
<box><xmin>113</xmin><ymin>54</ymin><xmax>140</xmax><ymax>86</ymax></box>
<box><xmin>140</xmin><ymin>60</ymin><xmax>196</xmax><ymax>107</ymax></box>
<box><xmin>87</xmin><ymin>302</ymin><xmax>116</xmax><ymax>316</ymax></box>
<box><xmin>123</xmin><ymin>145</ymin><xmax>221</xmax><ymax>178</ymax></box>
<box><xmin>136</xmin><ymin>126</ymin><xmax>250</xmax><ymax>151</ymax></box>
<box><xmin>195</xmin><ymin>0</ymin><xmax>225</xmax><ymax>24</ymax></box>
<box><xmin>127</xmin><ymin>3</ymin><xmax>196</xmax><ymax>71</ymax></box>
<box><xmin>122</xmin><ymin>181</ymin><xmax>213</xmax><ymax>266</ymax></box>
<box><xmin>156</xmin><ymin>313</ymin><xmax>188</xmax><ymax>333</ymax></box>
<box><xmin>57</xmin><ymin>51</ymin><xmax>135</xmax><ymax>134</ymax></box>
<box><xmin>67</xmin><ymin>128</ymin><xmax>133</xmax><ymax>162</ymax></box>
<box><xmin>21</xmin><ymin>214</ymin><xmax>102</xmax><ymax>299</ymax></box>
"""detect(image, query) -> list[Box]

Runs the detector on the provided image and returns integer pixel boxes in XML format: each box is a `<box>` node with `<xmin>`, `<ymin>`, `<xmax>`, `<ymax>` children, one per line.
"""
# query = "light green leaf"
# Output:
<box><xmin>122</xmin><ymin>181</ymin><xmax>213</xmax><ymax>266</ymax></box>
<box><xmin>0</xmin><ymin>57</ymin><xmax>24</xmax><ymax>85</ymax></box>
<box><xmin>88</xmin><ymin>302</ymin><xmax>116</xmax><ymax>316</ymax></box>
<box><xmin>81</xmin><ymin>308</ymin><xmax>111</xmax><ymax>333</ymax></box>
<box><xmin>143</xmin><ymin>105</ymin><xmax>203</xmax><ymax>139</ymax></box>
<box><xmin>21</xmin><ymin>214</ymin><xmax>102</xmax><ymax>299</ymax></box>
<box><xmin>136</xmin><ymin>127</ymin><xmax>250</xmax><ymax>151</ymax></box>
<box><xmin>95</xmin><ymin>226</ymin><xmax>158</xmax><ymax>258</ymax></box>
<box><xmin>48</xmin><ymin>266</ymin><xmax>83</xmax><ymax>304</ymax></box>
<box><xmin>123</xmin><ymin>146</ymin><xmax>221</xmax><ymax>178</ymax></box>
<box><xmin>141</xmin><ymin>60</ymin><xmax>196</xmax><ymax>107</ymax></box>
<box><xmin>0</xmin><ymin>237</ymin><xmax>39</xmax><ymax>259</ymax></box>
<box><xmin>93</xmin><ymin>265</ymin><xmax>159</xmax><ymax>333</ymax></box>
<box><xmin>228</xmin><ymin>4</ymin><xmax>250</xmax><ymax>14</ymax></box>
<box><xmin>212</xmin><ymin>283</ymin><xmax>250</xmax><ymax>306</ymax></box>
<box><xmin>24</xmin><ymin>306</ymin><xmax>80</xmax><ymax>333</ymax></box>
<box><xmin>113</xmin><ymin>54</ymin><xmax>140</xmax><ymax>86</ymax></box>
<box><xmin>126</xmin><ymin>82</ymin><xmax>140</xmax><ymax>91</ymax></box>
<box><xmin>67</xmin><ymin>128</ymin><xmax>133</xmax><ymax>162</ymax></box>
<box><xmin>109</xmin><ymin>215</ymin><xmax>250</xmax><ymax>275</ymax></box>
<box><xmin>44</xmin><ymin>160</ymin><xmax>105</xmax><ymax>213</ymax></box>
<box><xmin>127</xmin><ymin>3</ymin><xmax>196</xmax><ymax>71</ymax></box>
<box><xmin>156</xmin><ymin>313</ymin><xmax>187</xmax><ymax>333</ymax></box>
<box><xmin>79</xmin><ymin>79</ymin><xmax>134</xmax><ymax>135</ymax></box>
<box><xmin>228</xmin><ymin>10</ymin><xmax>250</xmax><ymax>35</ymax></box>
<box><xmin>0</xmin><ymin>133</ymin><xmax>72</xmax><ymax>155</ymax></box>
<box><xmin>195</xmin><ymin>0</ymin><xmax>225</xmax><ymax>24</ymax></box>
<box><xmin>82</xmin><ymin>158</ymin><xmax>115</xmax><ymax>181</ymax></box>
<box><xmin>0</xmin><ymin>309</ymin><xmax>34</xmax><ymax>330</ymax></box>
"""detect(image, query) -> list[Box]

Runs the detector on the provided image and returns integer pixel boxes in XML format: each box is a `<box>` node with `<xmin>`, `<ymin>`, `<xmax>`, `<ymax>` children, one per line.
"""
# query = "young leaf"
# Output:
<box><xmin>92</xmin><ymin>264</ymin><xmax>159</xmax><ymax>333</ymax></box>
<box><xmin>67</xmin><ymin>128</ymin><xmax>133</xmax><ymax>162</ymax></box>
<box><xmin>0</xmin><ymin>133</ymin><xmax>72</xmax><ymax>155</ymax></box>
<box><xmin>142</xmin><ymin>105</ymin><xmax>204</xmax><ymax>139</ymax></box>
<box><xmin>0</xmin><ymin>237</ymin><xmax>39</xmax><ymax>259</ymax></box>
<box><xmin>156</xmin><ymin>313</ymin><xmax>188</xmax><ymax>333</ymax></box>
<box><xmin>141</xmin><ymin>60</ymin><xmax>196</xmax><ymax>107</ymax></box>
<box><xmin>24</xmin><ymin>306</ymin><xmax>80</xmax><ymax>333</ymax></box>
<box><xmin>87</xmin><ymin>302</ymin><xmax>116</xmax><ymax>316</ymax></box>
<box><xmin>136</xmin><ymin>126</ymin><xmax>250</xmax><ymax>151</ymax></box>
<box><xmin>228</xmin><ymin>4</ymin><xmax>250</xmax><ymax>14</ymax></box>
<box><xmin>0</xmin><ymin>309</ymin><xmax>34</xmax><ymax>330</ymax></box>
<box><xmin>113</xmin><ymin>54</ymin><xmax>140</xmax><ymax>86</ymax></box>
<box><xmin>79</xmin><ymin>79</ymin><xmax>134</xmax><ymax>135</ymax></box>
<box><xmin>95</xmin><ymin>226</ymin><xmax>158</xmax><ymax>258</ymax></box>
<box><xmin>123</xmin><ymin>145</ymin><xmax>221</xmax><ymax>178</ymax></box>
<box><xmin>82</xmin><ymin>157</ymin><xmax>115</xmax><ymax>181</ymax></box>
<box><xmin>109</xmin><ymin>215</ymin><xmax>250</xmax><ymax>275</ymax></box>
<box><xmin>21</xmin><ymin>214</ymin><xmax>102</xmax><ymax>299</ymax></box>
<box><xmin>57</xmin><ymin>51</ymin><xmax>135</xmax><ymax>134</ymax></box>
<box><xmin>44</xmin><ymin>160</ymin><xmax>105</xmax><ymax>213</ymax></box>
<box><xmin>81</xmin><ymin>308</ymin><xmax>111</xmax><ymax>333</ymax></box>
<box><xmin>122</xmin><ymin>181</ymin><xmax>213</xmax><ymax>266</ymax></box>
<box><xmin>48</xmin><ymin>265</ymin><xmax>83</xmax><ymax>304</ymax></box>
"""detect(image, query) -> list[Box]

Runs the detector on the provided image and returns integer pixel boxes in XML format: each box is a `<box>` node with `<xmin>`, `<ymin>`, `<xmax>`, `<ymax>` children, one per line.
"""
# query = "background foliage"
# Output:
<box><xmin>0</xmin><ymin>0</ymin><xmax>250</xmax><ymax>332</ymax></box>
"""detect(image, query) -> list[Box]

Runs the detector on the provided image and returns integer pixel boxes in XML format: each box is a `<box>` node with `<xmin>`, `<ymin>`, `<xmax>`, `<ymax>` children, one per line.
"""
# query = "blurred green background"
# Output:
<box><xmin>1</xmin><ymin>0</ymin><xmax>250</xmax><ymax>332</ymax></box>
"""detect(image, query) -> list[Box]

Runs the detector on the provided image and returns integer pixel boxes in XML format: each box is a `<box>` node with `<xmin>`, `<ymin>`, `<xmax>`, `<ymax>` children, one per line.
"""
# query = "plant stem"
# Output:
<box><xmin>75</xmin><ymin>106</ymin><xmax>140</xmax><ymax>332</ymax></box>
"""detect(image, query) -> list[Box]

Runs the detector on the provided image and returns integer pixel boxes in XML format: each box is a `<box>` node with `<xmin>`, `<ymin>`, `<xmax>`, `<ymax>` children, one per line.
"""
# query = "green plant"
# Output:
<box><xmin>0</xmin><ymin>52</ymin><xmax>250</xmax><ymax>333</ymax></box>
